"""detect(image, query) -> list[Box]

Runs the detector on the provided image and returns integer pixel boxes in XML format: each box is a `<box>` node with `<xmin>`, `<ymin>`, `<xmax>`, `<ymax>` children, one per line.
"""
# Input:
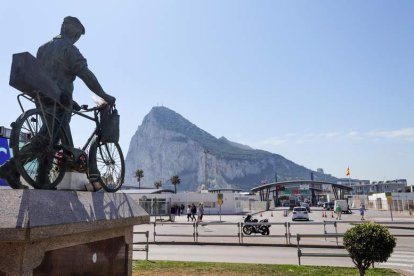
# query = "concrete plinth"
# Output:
<box><xmin>0</xmin><ymin>190</ymin><xmax>149</xmax><ymax>276</ymax></box>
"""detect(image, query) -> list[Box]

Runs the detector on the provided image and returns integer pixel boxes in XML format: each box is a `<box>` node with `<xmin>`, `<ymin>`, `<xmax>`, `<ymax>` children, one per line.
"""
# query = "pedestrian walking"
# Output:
<box><xmin>335</xmin><ymin>204</ymin><xmax>342</xmax><ymax>220</ymax></box>
<box><xmin>197</xmin><ymin>202</ymin><xmax>204</xmax><ymax>222</ymax></box>
<box><xmin>191</xmin><ymin>203</ymin><xmax>197</xmax><ymax>221</ymax></box>
<box><xmin>170</xmin><ymin>204</ymin><xmax>176</xmax><ymax>222</ymax></box>
<box><xmin>359</xmin><ymin>204</ymin><xmax>366</xmax><ymax>220</ymax></box>
<box><xmin>187</xmin><ymin>205</ymin><xmax>192</xmax><ymax>222</ymax></box>
<box><xmin>180</xmin><ymin>204</ymin><xmax>185</xmax><ymax>215</ymax></box>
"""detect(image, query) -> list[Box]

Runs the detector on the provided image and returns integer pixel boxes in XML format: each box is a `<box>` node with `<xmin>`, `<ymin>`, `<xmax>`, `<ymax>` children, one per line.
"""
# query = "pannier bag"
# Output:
<box><xmin>9</xmin><ymin>52</ymin><xmax>62</xmax><ymax>103</ymax></box>
<box><xmin>100</xmin><ymin>106</ymin><xmax>120</xmax><ymax>143</ymax></box>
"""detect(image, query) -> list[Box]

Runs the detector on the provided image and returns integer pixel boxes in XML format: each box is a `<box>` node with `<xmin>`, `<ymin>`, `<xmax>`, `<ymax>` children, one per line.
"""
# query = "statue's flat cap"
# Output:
<box><xmin>63</xmin><ymin>16</ymin><xmax>85</xmax><ymax>34</ymax></box>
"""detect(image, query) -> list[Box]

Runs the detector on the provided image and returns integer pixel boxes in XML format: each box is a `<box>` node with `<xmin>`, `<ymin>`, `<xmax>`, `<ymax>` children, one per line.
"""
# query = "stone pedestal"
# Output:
<box><xmin>0</xmin><ymin>190</ymin><xmax>149</xmax><ymax>276</ymax></box>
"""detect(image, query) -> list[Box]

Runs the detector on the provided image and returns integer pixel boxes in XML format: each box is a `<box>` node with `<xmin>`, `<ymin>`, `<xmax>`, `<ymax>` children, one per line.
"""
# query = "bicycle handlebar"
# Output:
<box><xmin>79</xmin><ymin>103</ymin><xmax>114</xmax><ymax>112</ymax></box>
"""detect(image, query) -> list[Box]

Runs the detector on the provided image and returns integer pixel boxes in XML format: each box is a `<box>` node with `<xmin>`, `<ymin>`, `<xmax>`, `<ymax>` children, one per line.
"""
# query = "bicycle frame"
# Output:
<box><xmin>14</xmin><ymin>93</ymin><xmax>124</xmax><ymax>191</ymax></box>
<box><xmin>72</xmin><ymin>108</ymin><xmax>100</xmax><ymax>152</ymax></box>
<box><xmin>17</xmin><ymin>93</ymin><xmax>102</xmax><ymax>153</ymax></box>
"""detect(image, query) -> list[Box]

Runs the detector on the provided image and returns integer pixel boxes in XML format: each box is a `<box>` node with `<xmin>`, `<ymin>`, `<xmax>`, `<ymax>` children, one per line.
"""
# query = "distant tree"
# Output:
<box><xmin>170</xmin><ymin>175</ymin><xmax>181</xmax><ymax>194</ymax></box>
<box><xmin>154</xmin><ymin>180</ymin><xmax>162</xmax><ymax>189</ymax></box>
<box><xmin>135</xmin><ymin>169</ymin><xmax>144</xmax><ymax>189</ymax></box>
<box><xmin>343</xmin><ymin>222</ymin><xmax>396</xmax><ymax>276</ymax></box>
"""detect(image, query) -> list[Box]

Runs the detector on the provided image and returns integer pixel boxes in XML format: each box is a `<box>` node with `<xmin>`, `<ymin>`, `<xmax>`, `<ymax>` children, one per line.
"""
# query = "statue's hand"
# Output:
<box><xmin>104</xmin><ymin>95</ymin><xmax>116</xmax><ymax>106</ymax></box>
<box><xmin>72</xmin><ymin>100</ymin><xmax>82</xmax><ymax>111</ymax></box>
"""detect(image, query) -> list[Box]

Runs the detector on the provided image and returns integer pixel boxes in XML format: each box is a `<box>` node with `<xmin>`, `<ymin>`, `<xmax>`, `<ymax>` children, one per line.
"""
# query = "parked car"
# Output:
<box><xmin>292</xmin><ymin>207</ymin><xmax>309</xmax><ymax>221</ymax></box>
<box><xmin>334</xmin><ymin>200</ymin><xmax>352</xmax><ymax>214</ymax></box>
<box><xmin>317</xmin><ymin>201</ymin><xmax>325</xmax><ymax>207</ymax></box>
<box><xmin>323</xmin><ymin>202</ymin><xmax>334</xmax><ymax>210</ymax></box>
<box><xmin>300</xmin><ymin>202</ymin><xmax>311</xmax><ymax>212</ymax></box>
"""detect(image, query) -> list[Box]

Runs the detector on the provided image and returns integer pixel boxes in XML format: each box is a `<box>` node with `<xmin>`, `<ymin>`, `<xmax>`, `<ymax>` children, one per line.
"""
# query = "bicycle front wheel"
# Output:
<box><xmin>88</xmin><ymin>140</ymin><xmax>125</xmax><ymax>192</ymax></box>
<box><xmin>10</xmin><ymin>109</ymin><xmax>68</xmax><ymax>189</ymax></box>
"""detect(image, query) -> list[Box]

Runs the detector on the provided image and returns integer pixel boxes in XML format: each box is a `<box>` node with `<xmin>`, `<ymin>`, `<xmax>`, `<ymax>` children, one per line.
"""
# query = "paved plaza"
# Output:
<box><xmin>133</xmin><ymin>208</ymin><xmax>414</xmax><ymax>274</ymax></box>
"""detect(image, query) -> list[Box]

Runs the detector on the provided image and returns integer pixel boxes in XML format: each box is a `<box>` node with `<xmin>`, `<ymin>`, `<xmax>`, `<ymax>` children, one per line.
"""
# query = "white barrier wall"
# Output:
<box><xmin>120</xmin><ymin>191</ymin><xmax>263</xmax><ymax>215</ymax></box>
<box><xmin>368</xmin><ymin>192</ymin><xmax>414</xmax><ymax>212</ymax></box>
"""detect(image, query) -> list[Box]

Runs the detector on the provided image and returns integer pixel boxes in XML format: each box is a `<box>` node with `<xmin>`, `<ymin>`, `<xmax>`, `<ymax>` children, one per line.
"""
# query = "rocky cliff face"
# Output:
<box><xmin>125</xmin><ymin>106</ymin><xmax>336</xmax><ymax>191</ymax></box>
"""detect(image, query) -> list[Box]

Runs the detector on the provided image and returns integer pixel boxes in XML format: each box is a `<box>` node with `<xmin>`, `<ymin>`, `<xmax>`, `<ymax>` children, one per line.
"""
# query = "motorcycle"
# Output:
<box><xmin>242</xmin><ymin>214</ymin><xmax>270</xmax><ymax>235</ymax></box>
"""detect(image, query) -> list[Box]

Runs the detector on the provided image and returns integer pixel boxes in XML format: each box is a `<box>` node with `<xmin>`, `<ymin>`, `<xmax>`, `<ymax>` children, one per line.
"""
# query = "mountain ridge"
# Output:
<box><xmin>125</xmin><ymin>106</ymin><xmax>336</xmax><ymax>191</ymax></box>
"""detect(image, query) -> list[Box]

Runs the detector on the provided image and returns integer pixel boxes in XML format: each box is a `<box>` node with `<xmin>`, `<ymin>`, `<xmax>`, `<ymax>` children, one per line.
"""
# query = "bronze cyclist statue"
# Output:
<box><xmin>0</xmin><ymin>17</ymin><xmax>123</xmax><ymax>191</ymax></box>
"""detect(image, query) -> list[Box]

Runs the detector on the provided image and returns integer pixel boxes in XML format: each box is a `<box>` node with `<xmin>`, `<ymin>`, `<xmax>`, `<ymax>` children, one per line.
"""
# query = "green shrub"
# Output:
<box><xmin>343</xmin><ymin>222</ymin><xmax>396</xmax><ymax>276</ymax></box>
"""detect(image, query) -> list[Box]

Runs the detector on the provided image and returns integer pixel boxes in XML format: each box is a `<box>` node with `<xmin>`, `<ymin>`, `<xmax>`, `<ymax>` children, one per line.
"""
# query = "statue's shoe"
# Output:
<box><xmin>0</xmin><ymin>166</ymin><xmax>28</xmax><ymax>189</ymax></box>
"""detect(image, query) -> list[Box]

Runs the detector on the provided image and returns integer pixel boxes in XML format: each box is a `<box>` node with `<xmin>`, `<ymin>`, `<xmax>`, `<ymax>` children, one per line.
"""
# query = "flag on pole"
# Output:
<box><xmin>346</xmin><ymin>166</ymin><xmax>350</xmax><ymax>176</ymax></box>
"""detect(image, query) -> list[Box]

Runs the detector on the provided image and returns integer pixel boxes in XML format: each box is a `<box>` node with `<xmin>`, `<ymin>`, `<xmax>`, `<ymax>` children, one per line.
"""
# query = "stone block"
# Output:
<box><xmin>0</xmin><ymin>190</ymin><xmax>149</xmax><ymax>275</ymax></box>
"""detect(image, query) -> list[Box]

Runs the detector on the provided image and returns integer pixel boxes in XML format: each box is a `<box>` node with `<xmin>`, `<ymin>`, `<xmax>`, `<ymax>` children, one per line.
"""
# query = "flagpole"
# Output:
<box><xmin>346</xmin><ymin>166</ymin><xmax>351</xmax><ymax>200</ymax></box>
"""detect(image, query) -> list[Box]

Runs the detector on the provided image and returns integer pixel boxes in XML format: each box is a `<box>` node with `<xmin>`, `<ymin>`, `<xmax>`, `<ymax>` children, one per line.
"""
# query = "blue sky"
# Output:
<box><xmin>1</xmin><ymin>1</ymin><xmax>413</xmax><ymax>184</ymax></box>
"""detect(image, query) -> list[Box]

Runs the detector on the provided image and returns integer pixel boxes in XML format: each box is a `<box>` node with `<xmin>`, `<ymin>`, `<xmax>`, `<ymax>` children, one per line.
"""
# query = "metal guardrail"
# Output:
<box><xmin>149</xmin><ymin>220</ymin><xmax>414</xmax><ymax>246</ymax></box>
<box><xmin>153</xmin><ymin>221</ymin><xmax>197</xmax><ymax>242</ymax></box>
<box><xmin>288</xmin><ymin>221</ymin><xmax>341</xmax><ymax>245</ymax></box>
<box><xmin>133</xmin><ymin>231</ymin><xmax>149</xmax><ymax>260</ymax></box>
<box><xmin>296</xmin><ymin>233</ymin><xmax>350</xmax><ymax>265</ymax></box>
<box><xmin>197</xmin><ymin>222</ymin><xmax>241</xmax><ymax>242</ymax></box>
<box><xmin>295</xmin><ymin>231</ymin><xmax>414</xmax><ymax>265</ymax></box>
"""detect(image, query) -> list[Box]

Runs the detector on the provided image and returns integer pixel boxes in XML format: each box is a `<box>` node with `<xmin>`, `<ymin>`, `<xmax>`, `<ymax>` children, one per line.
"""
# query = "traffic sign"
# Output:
<box><xmin>217</xmin><ymin>193</ymin><xmax>224</xmax><ymax>205</ymax></box>
<box><xmin>283</xmin><ymin>189</ymin><xmax>292</xmax><ymax>195</ymax></box>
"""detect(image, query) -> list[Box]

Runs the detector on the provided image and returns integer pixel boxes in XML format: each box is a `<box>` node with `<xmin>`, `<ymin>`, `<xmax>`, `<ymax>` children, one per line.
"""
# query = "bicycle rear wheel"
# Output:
<box><xmin>10</xmin><ymin>109</ymin><xmax>68</xmax><ymax>189</ymax></box>
<box><xmin>88</xmin><ymin>139</ymin><xmax>125</xmax><ymax>192</ymax></box>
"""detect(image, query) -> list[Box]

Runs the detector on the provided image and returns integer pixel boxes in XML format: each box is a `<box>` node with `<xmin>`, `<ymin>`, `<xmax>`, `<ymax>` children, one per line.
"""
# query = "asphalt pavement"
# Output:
<box><xmin>133</xmin><ymin>208</ymin><xmax>414</xmax><ymax>275</ymax></box>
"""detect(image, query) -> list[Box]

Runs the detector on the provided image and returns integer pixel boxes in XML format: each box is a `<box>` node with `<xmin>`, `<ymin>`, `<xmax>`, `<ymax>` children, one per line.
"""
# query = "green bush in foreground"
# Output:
<box><xmin>343</xmin><ymin>222</ymin><xmax>396</xmax><ymax>276</ymax></box>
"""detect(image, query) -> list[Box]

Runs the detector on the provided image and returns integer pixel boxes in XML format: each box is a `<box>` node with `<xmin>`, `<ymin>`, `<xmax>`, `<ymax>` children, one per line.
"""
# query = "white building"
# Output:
<box><xmin>119</xmin><ymin>189</ymin><xmax>265</xmax><ymax>216</ymax></box>
<box><xmin>338</xmin><ymin>179</ymin><xmax>408</xmax><ymax>195</ymax></box>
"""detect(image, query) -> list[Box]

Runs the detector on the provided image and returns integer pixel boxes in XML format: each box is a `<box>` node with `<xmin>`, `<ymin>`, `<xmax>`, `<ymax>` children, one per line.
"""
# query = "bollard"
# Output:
<box><xmin>238</xmin><ymin>222</ymin><xmax>241</xmax><ymax>244</ymax></box>
<box><xmin>193</xmin><ymin>222</ymin><xmax>197</xmax><ymax>243</ymax></box>
<box><xmin>285</xmin><ymin>222</ymin><xmax>289</xmax><ymax>244</ymax></box>
<box><xmin>334</xmin><ymin>221</ymin><xmax>338</xmax><ymax>246</ymax></box>
<box><xmin>271</xmin><ymin>211</ymin><xmax>274</xmax><ymax>217</ymax></box>
<box><xmin>287</xmin><ymin>222</ymin><xmax>291</xmax><ymax>244</ymax></box>
<box><xmin>241</xmin><ymin>222</ymin><xmax>244</xmax><ymax>244</ymax></box>
<box><xmin>323</xmin><ymin>220</ymin><xmax>327</xmax><ymax>241</ymax></box>
<box><xmin>153</xmin><ymin>220</ymin><xmax>156</xmax><ymax>242</ymax></box>
<box><xmin>297</xmin><ymin>234</ymin><xmax>301</xmax><ymax>265</ymax></box>
<box><xmin>145</xmin><ymin>231</ymin><xmax>149</xmax><ymax>260</ymax></box>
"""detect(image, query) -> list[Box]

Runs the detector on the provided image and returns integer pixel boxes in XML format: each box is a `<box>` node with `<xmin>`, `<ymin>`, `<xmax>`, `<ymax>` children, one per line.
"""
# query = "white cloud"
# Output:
<box><xmin>256</xmin><ymin>137</ymin><xmax>288</xmax><ymax>147</ymax></box>
<box><xmin>347</xmin><ymin>131</ymin><xmax>360</xmax><ymax>137</ymax></box>
<box><xmin>245</xmin><ymin>127</ymin><xmax>414</xmax><ymax>148</ymax></box>
<box><xmin>323</xmin><ymin>132</ymin><xmax>340</xmax><ymax>139</ymax></box>
<box><xmin>367</xmin><ymin>128</ymin><xmax>414</xmax><ymax>140</ymax></box>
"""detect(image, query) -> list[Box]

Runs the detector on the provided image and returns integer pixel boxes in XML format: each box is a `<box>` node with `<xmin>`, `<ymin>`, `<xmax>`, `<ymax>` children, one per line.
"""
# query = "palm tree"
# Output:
<box><xmin>135</xmin><ymin>169</ymin><xmax>144</xmax><ymax>189</ymax></box>
<box><xmin>154</xmin><ymin>180</ymin><xmax>162</xmax><ymax>189</ymax></box>
<box><xmin>170</xmin><ymin>175</ymin><xmax>181</xmax><ymax>194</ymax></box>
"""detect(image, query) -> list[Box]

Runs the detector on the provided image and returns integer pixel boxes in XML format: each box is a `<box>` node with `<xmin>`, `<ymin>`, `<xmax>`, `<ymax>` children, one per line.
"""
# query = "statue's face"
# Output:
<box><xmin>62</xmin><ymin>24</ymin><xmax>83</xmax><ymax>44</ymax></box>
<box><xmin>72</xmin><ymin>33</ymin><xmax>81</xmax><ymax>44</ymax></box>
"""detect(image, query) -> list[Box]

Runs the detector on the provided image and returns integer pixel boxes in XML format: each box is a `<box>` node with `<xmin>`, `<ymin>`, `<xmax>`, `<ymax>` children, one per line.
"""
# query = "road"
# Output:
<box><xmin>133</xmin><ymin>208</ymin><xmax>414</xmax><ymax>275</ymax></box>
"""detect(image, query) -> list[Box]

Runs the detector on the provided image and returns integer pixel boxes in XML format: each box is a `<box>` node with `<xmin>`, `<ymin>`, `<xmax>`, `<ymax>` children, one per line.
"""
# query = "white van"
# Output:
<box><xmin>334</xmin><ymin>200</ymin><xmax>352</xmax><ymax>214</ymax></box>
